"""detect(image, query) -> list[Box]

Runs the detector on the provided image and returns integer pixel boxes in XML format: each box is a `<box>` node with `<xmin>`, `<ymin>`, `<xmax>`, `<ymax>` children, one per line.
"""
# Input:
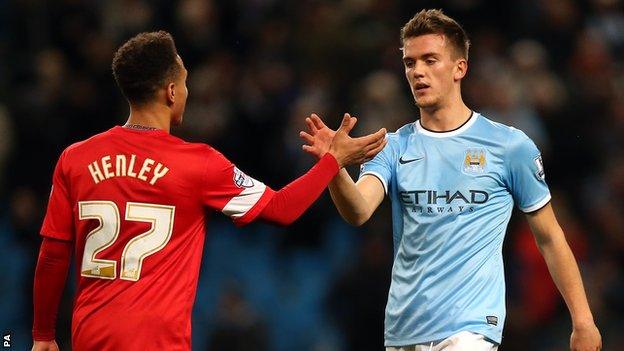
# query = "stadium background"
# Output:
<box><xmin>1</xmin><ymin>0</ymin><xmax>623</xmax><ymax>350</ymax></box>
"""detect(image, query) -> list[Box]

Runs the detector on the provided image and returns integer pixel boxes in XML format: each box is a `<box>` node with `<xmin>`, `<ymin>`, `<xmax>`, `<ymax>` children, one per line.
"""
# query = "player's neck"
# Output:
<box><xmin>418</xmin><ymin>100</ymin><xmax>472</xmax><ymax>132</ymax></box>
<box><xmin>126</xmin><ymin>104</ymin><xmax>171</xmax><ymax>133</ymax></box>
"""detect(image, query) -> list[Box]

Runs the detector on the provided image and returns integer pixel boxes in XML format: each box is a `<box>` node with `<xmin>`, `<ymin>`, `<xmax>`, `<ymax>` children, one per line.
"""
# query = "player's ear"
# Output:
<box><xmin>454</xmin><ymin>58</ymin><xmax>468</xmax><ymax>81</ymax></box>
<box><xmin>166</xmin><ymin>82</ymin><xmax>176</xmax><ymax>106</ymax></box>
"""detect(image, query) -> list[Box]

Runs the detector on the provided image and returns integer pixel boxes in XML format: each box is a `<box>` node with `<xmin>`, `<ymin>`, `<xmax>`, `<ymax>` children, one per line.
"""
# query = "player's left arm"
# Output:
<box><xmin>526</xmin><ymin>203</ymin><xmax>602</xmax><ymax>351</ymax></box>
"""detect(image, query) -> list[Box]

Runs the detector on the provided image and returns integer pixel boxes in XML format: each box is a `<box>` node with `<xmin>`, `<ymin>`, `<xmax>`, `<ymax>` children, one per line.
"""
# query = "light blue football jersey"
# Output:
<box><xmin>359</xmin><ymin>112</ymin><xmax>550</xmax><ymax>346</ymax></box>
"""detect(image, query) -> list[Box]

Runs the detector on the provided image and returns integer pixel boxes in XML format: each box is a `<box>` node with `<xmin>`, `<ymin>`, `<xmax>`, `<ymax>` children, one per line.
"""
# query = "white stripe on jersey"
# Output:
<box><xmin>222</xmin><ymin>181</ymin><xmax>266</xmax><ymax>219</ymax></box>
<box><xmin>360</xmin><ymin>171</ymin><xmax>388</xmax><ymax>195</ymax></box>
<box><xmin>519</xmin><ymin>193</ymin><xmax>551</xmax><ymax>213</ymax></box>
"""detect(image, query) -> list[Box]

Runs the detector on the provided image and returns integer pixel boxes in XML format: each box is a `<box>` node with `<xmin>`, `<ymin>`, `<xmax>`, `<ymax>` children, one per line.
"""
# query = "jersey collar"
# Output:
<box><xmin>416</xmin><ymin>111</ymin><xmax>479</xmax><ymax>138</ymax></box>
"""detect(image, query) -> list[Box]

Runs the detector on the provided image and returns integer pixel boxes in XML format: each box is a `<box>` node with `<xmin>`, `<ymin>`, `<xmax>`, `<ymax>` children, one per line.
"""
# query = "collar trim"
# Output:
<box><xmin>416</xmin><ymin>111</ymin><xmax>478</xmax><ymax>138</ymax></box>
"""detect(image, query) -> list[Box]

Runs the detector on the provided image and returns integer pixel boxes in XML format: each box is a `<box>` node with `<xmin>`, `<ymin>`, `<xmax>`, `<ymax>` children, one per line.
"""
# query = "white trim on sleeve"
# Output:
<box><xmin>222</xmin><ymin>182</ymin><xmax>267</xmax><ymax>219</ymax></box>
<box><xmin>519</xmin><ymin>193</ymin><xmax>551</xmax><ymax>213</ymax></box>
<box><xmin>359</xmin><ymin>171</ymin><xmax>388</xmax><ymax>195</ymax></box>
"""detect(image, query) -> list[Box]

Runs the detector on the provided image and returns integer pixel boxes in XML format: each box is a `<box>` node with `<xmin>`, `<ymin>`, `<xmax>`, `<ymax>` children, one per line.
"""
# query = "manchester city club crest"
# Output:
<box><xmin>463</xmin><ymin>148</ymin><xmax>487</xmax><ymax>174</ymax></box>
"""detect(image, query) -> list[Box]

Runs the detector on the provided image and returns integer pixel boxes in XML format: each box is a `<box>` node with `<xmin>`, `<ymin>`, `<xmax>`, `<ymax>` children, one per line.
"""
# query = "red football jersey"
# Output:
<box><xmin>40</xmin><ymin>126</ymin><xmax>274</xmax><ymax>351</ymax></box>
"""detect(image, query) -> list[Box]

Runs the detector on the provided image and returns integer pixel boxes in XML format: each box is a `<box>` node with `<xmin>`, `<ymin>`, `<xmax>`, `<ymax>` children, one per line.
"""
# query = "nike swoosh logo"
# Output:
<box><xmin>399</xmin><ymin>156</ymin><xmax>424</xmax><ymax>164</ymax></box>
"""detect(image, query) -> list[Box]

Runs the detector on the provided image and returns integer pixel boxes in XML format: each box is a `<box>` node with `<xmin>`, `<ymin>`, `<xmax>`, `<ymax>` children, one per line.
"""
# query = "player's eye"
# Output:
<box><xmin>426</xmin><ymin>59</ymin><xmax>437</xmax><ymax>65</ymax></box>
<box><xmin>404</xmin><ymin>60</ymin><xmax>414</xmax><ymax>68</ymax></box>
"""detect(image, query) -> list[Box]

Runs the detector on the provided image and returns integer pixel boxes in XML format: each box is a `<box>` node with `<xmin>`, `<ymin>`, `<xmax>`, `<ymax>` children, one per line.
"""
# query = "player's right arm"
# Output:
<box><xmin>32</xmin><ymin>340</ymin><xmax>60</xmax><ymax>351</ymax></box>
<box><xmin>32</xmin><ymin>238</ymin><xmax>69</xmax><ymax>351</ymax></box>
<box><xmin>327</xmin><ymin>169</ymin><xmax>384</xmax><ymax>226</ymax></box>
<box><xmin>33</xmin><ymin>149</ymin><xmax>75</xmax><ymax>351</ymax></box>
<box><xmin>203</xmin><ymin>113</ymin><xmax>386</xmax><ymax>227</ymax></box>
<box><xmin>300</xmin><ymin>114</ymin><xmax>387</xmax><ymax>226</ymax></box>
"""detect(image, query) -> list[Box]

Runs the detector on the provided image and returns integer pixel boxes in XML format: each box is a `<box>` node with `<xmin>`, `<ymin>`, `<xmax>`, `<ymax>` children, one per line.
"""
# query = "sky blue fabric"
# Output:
<box><xmin>360</xmin><ymin>113</ymin><xmax>551</xmax><ymax>346</ymax></box>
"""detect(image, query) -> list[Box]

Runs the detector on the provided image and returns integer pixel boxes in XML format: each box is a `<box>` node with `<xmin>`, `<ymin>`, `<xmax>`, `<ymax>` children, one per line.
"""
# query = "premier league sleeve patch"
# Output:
<box><xmin>533</xmin><ymin>155</ymin><xmax>545</xmax><ymax>181</ymax></box>
<box><xmin>233</xmin><ymin>167</ymin><xmax>255</xmax><ymax>188</ymax></box>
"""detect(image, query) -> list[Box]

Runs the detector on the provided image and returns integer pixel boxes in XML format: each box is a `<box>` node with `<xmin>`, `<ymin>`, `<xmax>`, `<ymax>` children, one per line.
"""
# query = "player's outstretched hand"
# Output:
<box><xmin>300</xmin><ymin>113</ymin><xmax>336</xmax><ymax>159</ymax></box>
<box><xmin>32</xmin><ymin>340</ymin><xmax>60</xmax><ymax>351</ymax></box>
<box><xmin>570</xmin><ymin>323</ymin><xmax>602</xmax><ymax>351</ymax></box>
<box><xmin>300</xmin><ymin>113</ymin><xmax>386</xmax><ymax>168</ymax></box>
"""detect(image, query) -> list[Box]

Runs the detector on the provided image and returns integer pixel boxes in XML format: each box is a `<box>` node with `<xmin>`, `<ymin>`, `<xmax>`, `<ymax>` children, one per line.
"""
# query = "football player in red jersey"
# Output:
<box><xmin>31</xmin><ymin>31</ymin><xmax>387</xmax><ymax>351</ymax></box>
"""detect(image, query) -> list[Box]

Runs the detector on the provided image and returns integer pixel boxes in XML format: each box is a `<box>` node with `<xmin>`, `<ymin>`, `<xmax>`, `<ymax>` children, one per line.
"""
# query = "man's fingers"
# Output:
<box><xmin>305</xmin><ymin>117</ymin><xmax>318</xmax><ymax>134</ymax></box>
<box><xmin>310</xmin><ymin>113</ymin><xmax>328</xmax><ymax>131</ymax></box>
<box><xmin>364</xmin><ymin>140</ymin><xmax>387</xmax><ymax>158</ymax></box>
<box><xmin>302</xmin><ymin>145</ymin><xmax>315</xmax><ymax>154</ymax></box>
<box><xmin>364</xmin><ymin>136</ymin><xmax>386</xmax><ymax>154</ymax></box>
<box><xmin>340</xmin><ymin>113</ymin><xmax>351</xmax><ymax>126</ymax></box>
<box><xmin>337</xmin><ymin>113</ymin><xmax>357</xmax><ymax>135</ymax></box>
<box><xmin>365</xmin><ymin>139</ymin><xmax>387</xmax><ymax>158</ymax></box>
<box><xmin>372</xmin><ymin>127</ymin><xmax>387</xmax><ymax>140</ymax></box>
<box><xmin>356</xmin><ymin>137</ymin><xmax>386</xmax><ymax>151</ymax></box>
<box><xmin>356</xmin><ymin>127</ymin><xmax>387</xmax><ymax>144</ymax></box>
<box><xmin>376</xmin><ymin>138</ymin><xmax>388</xmax><ymax>153</ymax></box>
<box><xmin>302</xmin><ymin>144</ymin><xmax>323</xmax><ymax>159</ymax></box>
<box><xmin>355</xmin><ymin>139</ymin><xmax>387</xmax><ymax>164</ymax></box>
<box><xmin>366</xmin><ymin>130</ymin><xmax>387</xmax><ymax>149</ymax></box>
<box><xmin>299</xmin><ymin>131</ymin><xmax>315</xmax><ymax>144</ymax></box>
<box><xmin>349</xmin><ymin>116</ymin><xmax>358</xmax><ymax>131</ymax></box>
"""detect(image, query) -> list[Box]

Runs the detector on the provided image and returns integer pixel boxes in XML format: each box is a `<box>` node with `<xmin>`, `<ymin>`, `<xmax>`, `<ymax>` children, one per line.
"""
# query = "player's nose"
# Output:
<box><xmin>412</xmin><ymin>61</ymin><xmax>426</xmax><ymax>78</ymax></box>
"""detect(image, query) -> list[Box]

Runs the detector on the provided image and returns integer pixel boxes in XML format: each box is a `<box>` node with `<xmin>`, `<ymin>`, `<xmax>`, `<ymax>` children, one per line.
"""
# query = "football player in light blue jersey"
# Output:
<box><xmin>299</xmin><ymin>9</ymin><xmax>601</xmax><ymax>351</ymax></box>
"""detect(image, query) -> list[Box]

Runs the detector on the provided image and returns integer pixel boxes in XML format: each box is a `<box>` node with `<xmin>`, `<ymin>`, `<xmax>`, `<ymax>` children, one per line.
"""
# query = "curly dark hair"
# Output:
<box><xmin>401</xmin><ymin>9</ymin><xmax>470</xmax><ymax>59</ymax></box>
<box><xmin>112</xmin><ymin>31</ymin><xmax>181</xmax><ymax>104</ymax></box>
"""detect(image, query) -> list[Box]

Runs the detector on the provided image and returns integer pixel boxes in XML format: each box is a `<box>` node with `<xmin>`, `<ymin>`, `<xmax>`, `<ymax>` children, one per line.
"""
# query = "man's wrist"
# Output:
<box><xmin>32</xmin><ymin>329</ymin><xmax>55</xmax><ymax>342</ymax></box>
<box><xmin>572</xmin><ymin>316</ymin><xmax>595</xmax><ymax>329</ymax></box>
<box><xmin>322</xmin><ymin>152</ymin><xmax>341</xmax><ymax>171</ymax></box>
<box><xmin>326</xmin><ymin>150</ymin><xmax>343</xmax><ymax>168</ymax></box>
<box><xmin>33</xmin><ymin>336</ymin><xmax>55</xmax><ymax>342</ymax></box>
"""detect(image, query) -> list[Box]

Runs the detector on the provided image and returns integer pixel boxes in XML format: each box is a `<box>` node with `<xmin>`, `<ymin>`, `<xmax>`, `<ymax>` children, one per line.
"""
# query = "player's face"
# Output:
<box><xmin>402</xmin><ymin>34</ymin><xmax>466</xmax><ymax>110</ymax></box>
<box><xmin>171</xmin><ymin>56</ymin><xmax>188</xmax><ymax>126</ymax></box>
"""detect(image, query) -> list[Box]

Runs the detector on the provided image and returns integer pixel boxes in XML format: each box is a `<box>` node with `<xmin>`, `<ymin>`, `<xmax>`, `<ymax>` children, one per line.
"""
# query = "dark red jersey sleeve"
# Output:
<box><xmin>41</xmin><ymin>149</ymin><xmax>75</xmax><ymax>241</ymax></box>
<box><xmin>32</xmin><ymin>237</ymin><xmax>72</xmax><ymax>341</ymax></box>
<box><xmin>258</xmin><ymin>153</ymin><xmax>339</xmax><ymax>225</ymax></box>
<box><xmin>201</xmin><ymin>148</ymin><xmax>274</xmax><ymax>226</ymax></box>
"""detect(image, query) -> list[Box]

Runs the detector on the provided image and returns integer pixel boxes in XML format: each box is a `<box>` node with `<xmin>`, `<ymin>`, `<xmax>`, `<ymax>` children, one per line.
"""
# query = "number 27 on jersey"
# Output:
<box><xmin>78</xmin><ymin>201</ymin><xmax>175</xmax><ymax>282</ymax></box>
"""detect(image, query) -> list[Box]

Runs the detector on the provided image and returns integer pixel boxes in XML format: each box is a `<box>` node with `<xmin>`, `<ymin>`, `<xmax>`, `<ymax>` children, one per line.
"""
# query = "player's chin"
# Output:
<box><xmin>414</xmin><ymin>97</ymin><xmax>436</xmax><ymax>109</ymax></box>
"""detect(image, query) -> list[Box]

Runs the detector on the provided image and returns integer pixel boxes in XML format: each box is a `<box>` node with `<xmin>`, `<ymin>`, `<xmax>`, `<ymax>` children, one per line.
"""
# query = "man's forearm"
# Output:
<box><xmin>33</xmin><ymin>237</ymin><xmax>72</xmax><ymax>341</ymax></box>
<box><xmin>328</xmin><ymin>169</ymin><xmax>373</xmax><ymax>226</ymax></box>
<box><xmin>257</xmin><ymin>153</ymin><xmax>339</xmax><ymax>225</ymax></box>
<box><xmin>537</xmin><ymin>230</ymin><xmax>594</xmax><ymax>327</ymax></box>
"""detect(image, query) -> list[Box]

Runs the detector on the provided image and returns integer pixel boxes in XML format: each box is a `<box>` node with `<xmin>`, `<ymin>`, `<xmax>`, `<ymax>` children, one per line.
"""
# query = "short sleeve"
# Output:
<box><xmin>202</xmin><ymin>148</ymin><xmax>274</xmax><ymax>226</ymax></box>
<box><xmin>505</xmin><ymin>130</ymin><xmax>551</xmax><ymax>212</ymax></box>
<box><xmin>41</xmin><ymin>150</ymin><xmax>75</xmax><ymax>241</ymax></box>
<box><xmin>358</xmin><ymin>135</ymin><xmax>397</xmax><ymax>194</ymax></box>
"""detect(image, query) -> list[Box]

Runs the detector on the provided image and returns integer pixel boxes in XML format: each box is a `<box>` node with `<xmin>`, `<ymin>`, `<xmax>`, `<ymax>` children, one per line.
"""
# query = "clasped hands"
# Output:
<box><xmin>299</xmin><ymin>113</ymin><xmax>387</xmax><ymax>168</ymax></box>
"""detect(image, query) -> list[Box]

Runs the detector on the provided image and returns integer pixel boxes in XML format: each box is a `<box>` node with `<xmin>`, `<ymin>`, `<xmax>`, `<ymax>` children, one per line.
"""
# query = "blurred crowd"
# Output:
<box><xmin>1</xmin><ymin>0</ymin><xmax>623</xmax><ymax>350</ymax></box>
